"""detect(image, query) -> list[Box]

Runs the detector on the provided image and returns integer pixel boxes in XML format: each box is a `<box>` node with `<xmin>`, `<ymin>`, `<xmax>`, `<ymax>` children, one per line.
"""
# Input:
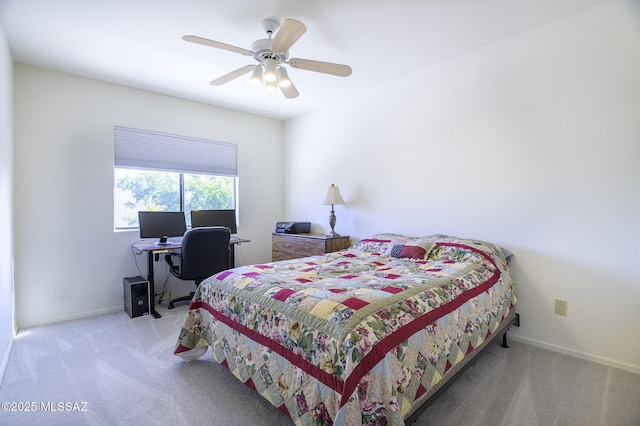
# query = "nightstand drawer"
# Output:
<box><xmin>296</xmin><ymin>238</ymin><xmax>326</xmax><ymax>256</ymax></box>
<box><xmin>272</xmin><ymin>235</ymin><xmax>296</xmax><ymax>253</ymax></box>
<box><xmin>272</xmin><ymin>250</ymin><xmax>298</xmax><ymax>262</ymax></box>
<box><xmin>272</xmin><ymin>233</ymin><xmax>350</xmax><ymax>261</ymax></box>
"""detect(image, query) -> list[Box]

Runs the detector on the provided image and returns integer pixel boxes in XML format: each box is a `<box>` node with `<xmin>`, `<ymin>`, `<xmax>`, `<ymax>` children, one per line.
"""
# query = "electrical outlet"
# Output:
<box><xmin>555</xmin><ymin>299</ymin><xmax>568</xmax><ymax>316</ymax></box>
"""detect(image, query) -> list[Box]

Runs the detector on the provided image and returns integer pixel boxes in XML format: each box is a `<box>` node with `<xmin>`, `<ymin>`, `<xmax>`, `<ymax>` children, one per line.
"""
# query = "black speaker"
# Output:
<box><xmin>123</xmin><ymin>276</ymin><xmax>150</xmax><ymax>318</ymax></box>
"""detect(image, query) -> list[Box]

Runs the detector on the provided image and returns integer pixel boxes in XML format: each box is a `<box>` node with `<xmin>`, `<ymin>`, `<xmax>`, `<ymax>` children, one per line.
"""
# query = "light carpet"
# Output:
<box><xmin>1</xmin><ymin>304</ymin><xmax>638</xmax><ymax>425</ymax></box>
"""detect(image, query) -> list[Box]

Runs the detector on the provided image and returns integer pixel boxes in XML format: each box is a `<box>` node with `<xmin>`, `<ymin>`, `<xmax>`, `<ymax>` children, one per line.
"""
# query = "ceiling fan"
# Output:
<box><xmin>183</xmin><ymin>18</ymin><xmax>352</xmax><ymax>99</ymax></box>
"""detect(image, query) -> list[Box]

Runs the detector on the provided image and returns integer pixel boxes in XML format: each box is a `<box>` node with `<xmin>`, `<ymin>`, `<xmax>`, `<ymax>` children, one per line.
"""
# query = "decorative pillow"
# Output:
<box><xmin>350</xmin><ymin>233</ymin><xmax>413</xmax><ymax>254</ymax></box>
<box><xmin>350</xmin><ymin>238</ymin><xmax>393</xmax><ymax>254</ymax></box>
<box><xmin>427</xmin><ymin>243</ymin><xmax>483</xmax><ymax>264</ymax></box>
<box><xmin>385</xmin><ymin>238</ymin><xmax>435</xmax><ymax>259</ymax></box>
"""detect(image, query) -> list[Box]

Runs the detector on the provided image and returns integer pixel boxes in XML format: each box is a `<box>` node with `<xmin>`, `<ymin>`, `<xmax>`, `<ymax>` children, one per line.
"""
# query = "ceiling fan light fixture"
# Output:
<box><xmin>265</xmin><ymin>80</ymin><xmax>278</xmax><ymax>96</ymax></box>
<box><xmin>276</xmin><ymin>67</ymin><xmax>292</xmax><ymax>87</ymax></box>
<box><xmin>250</xmin><ymin>64</ymin><xmax>263</xmax><ymax>86</ymax></box>
<box><xmin>263</xmin><ymin>58</ymin><xmax>277</xmax><ymax>82</ymax></box>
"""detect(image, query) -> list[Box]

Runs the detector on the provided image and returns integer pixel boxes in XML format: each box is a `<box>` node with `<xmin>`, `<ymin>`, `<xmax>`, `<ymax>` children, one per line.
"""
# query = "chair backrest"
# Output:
<box><xmin>178</xmin><ymin>226</ymin><xmax>231</xmax><ymax>281</ymax></box>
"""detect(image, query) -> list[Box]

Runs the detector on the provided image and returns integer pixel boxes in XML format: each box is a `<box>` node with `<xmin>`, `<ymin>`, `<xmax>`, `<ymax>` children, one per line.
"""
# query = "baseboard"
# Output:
<box><xmin>0</xmin><ymin>337</ymin><xmax>14</xmax><ymax>387</ymax></box>
<box><xmin>17</xmin><ymin>306</ymin><xmax>123</xmax><ymax>330</ymax></box>
<box><xmin>509</xmin><ymin>335</ymin><xmax>640</xmax><ymax>375</ymax></box>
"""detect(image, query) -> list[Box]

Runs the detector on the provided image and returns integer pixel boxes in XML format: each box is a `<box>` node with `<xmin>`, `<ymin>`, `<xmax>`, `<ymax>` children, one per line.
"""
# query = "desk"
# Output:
<box><xmin>132</xmin><ymin>236</ymin><xmax>250</xmax><ymax>318</ymax></box>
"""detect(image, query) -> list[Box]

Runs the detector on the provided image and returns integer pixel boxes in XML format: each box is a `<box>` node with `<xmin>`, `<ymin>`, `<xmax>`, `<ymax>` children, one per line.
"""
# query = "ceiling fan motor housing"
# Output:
<box><xmin>251</xmin><ymin>38</ymin><xmax>288</xmax><ymax>63</ymax></box>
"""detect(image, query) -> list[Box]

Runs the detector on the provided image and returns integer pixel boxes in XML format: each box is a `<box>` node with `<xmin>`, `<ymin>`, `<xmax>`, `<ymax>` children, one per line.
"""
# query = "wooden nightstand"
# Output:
<box><xmin>272</xmin><ymin>233</ymin><xmax>351</xmax><ymax>261</ymax></box>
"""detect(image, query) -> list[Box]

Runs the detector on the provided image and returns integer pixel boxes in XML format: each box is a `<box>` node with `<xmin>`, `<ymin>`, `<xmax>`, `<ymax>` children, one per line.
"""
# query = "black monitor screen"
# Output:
<box><xmin>138</xmin><ymin>211</ymin><xmax>186</xmax><ymax>244</ymax></box>
<box><xmin>191</xmin><ymin>209</ymin><xmax>237</xmax><ymax>234</ymax></box>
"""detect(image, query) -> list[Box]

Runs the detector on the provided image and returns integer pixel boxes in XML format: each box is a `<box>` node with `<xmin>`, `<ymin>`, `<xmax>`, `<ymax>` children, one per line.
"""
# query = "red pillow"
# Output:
<box><xmin>388</xmin><ymin>244</ymin><xmax>426</xmax><ymax>259</ymax></box>
<box><xmin>400</xmin><ymin>245</ymin><xmax>427</xmax><ymax>259</ymax></box>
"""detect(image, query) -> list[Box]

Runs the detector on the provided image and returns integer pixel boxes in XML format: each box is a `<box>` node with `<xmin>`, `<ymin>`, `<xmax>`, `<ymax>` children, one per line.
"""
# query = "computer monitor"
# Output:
<box><xmin>138</xmin><ymin>211</ymin><xmax>187</xmax><ymax>245</ymax></box>
<box><xmin>191</xmin><ymin>209</ymin><xmax>237</xmax><ymax>234</ymax></box>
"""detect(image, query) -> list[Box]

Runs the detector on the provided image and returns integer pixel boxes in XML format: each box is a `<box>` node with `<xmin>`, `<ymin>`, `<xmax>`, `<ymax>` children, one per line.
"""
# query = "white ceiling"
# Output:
<box><xmin>0</xmin><ymin>0</ymin><xmax>607</xmax><ymax>121</ymax></box>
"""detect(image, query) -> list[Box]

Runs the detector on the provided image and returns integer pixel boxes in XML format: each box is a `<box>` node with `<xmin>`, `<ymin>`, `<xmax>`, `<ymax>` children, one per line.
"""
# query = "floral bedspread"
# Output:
<box><xmin>175</xmin><ymin>234</ymin><xmax>516</xmax><ymax>425</ymax></box>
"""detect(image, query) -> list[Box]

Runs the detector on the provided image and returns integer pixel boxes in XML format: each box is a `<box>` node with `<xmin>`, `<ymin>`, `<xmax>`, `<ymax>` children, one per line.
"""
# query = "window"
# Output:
<box><xmin>114</xmin><ymin>127</ymin><xmax>237</xmax><ymax>230</ymax></box>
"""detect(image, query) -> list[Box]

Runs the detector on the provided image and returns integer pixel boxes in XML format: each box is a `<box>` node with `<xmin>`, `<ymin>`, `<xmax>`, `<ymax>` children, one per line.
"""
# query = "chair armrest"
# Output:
<box><xmin>164</xmin><ymin>252</ymin><xmax>181</xmax><ymax>267</ymax></box>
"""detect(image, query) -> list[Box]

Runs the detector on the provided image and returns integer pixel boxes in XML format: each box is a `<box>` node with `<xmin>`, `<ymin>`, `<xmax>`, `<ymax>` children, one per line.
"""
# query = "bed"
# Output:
<box><xmin>174</xmin><ymin>233</ymin><xmax>517</xmax><ymax>425</ymax></box>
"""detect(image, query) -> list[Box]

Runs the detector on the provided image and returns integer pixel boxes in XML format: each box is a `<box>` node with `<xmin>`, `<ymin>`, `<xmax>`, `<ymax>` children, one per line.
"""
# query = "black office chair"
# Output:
<box><xmin>166</xmin><ymin>226</ymin><xmax>231</xmax><ymax>309</ymax></box>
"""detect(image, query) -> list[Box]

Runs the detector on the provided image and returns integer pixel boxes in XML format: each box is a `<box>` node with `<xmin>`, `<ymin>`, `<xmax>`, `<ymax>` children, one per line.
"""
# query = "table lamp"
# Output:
<box><xmin>322</xmin><ymin>183</ymin><xmax>346</xmax><ymax>237</ymax></box>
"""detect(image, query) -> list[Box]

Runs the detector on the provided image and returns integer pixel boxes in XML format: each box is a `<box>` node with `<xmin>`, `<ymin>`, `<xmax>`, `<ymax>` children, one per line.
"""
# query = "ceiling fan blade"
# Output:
<box><xmin>183</xmin><ymin>35</ymin><xmax>254</xmax><ymax>56</ymax></box>
<box><xmin>280</xmin><ymin>80</ymin><xmax>299</xmax><ymax>99</ymax></box>
<box><xmin>288</xmin><ymin>58</ymin><xmax>352</xmax><ymax>77</ymax></box>
<box><xmin>209</xmin><ymin>65</ymin><xmax>255</xmax><ymax>86</ymax></box>
<box><xmin>271</xmin><ymin>19</ymin><xmax>307</xmax><ymax>52</ymax></box>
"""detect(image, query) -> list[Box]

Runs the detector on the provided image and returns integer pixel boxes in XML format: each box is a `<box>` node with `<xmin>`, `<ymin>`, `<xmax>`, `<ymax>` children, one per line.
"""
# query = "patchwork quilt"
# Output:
<box><xmin>175</xmin><ymin>234</ymin><xmax>517</xmax><ymax>425</ymax></box>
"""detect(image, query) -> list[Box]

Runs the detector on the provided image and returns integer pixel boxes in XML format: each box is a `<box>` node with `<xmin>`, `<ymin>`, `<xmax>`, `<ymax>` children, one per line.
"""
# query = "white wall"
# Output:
<box><xmin>13</xmin><ymin>65</ymin><xmax>283</xmax><ymax>328</ymax></box>
<box><xmin>284</xmin><ymin>0</ymin><xmax>640</xmax><ymax>372</ymax></box>
<box><xmin>0</xmin><ymin>22</ymin><xmax>15</xmax><ymax>381</ymax></box>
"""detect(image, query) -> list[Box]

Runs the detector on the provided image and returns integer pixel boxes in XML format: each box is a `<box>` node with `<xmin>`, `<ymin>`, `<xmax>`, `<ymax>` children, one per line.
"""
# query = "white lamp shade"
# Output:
<box><xmin>263</xmin><ymin>59</ymin><xmax>277</xmax><ymax>82</ymax></box>
<box><xmin>250</xmin><ymin>64</ymin><xmax>263</xmax><ymax>86</ymax></box>
<box><xmin>265</xmin><ymin>80</ymin><xmax>278</xmax><ymax>96</ymax></box>
<box><xmin>323</xmin><ymin>184</ymin><xmax>346</xmax><ymax>205</ymax></box>
<box><xmin>277</xmin><ymin>67</ymin><xmax>292</xmax><ymax>87</ymax></box>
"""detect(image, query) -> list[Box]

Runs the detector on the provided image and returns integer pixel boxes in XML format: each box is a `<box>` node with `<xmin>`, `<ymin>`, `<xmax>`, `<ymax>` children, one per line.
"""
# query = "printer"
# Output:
<box><xmin>275</xmin><ymin>221</ymin><xmax>311</xmax><ymax>234</ymax></box>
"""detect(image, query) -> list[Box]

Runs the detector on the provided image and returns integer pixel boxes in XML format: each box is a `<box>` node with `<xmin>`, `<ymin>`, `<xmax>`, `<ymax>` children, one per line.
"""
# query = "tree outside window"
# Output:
<box><xmin>114</xmin><ymin>168</ymin><xmax>235</xmax><ymax>229</ymax></box>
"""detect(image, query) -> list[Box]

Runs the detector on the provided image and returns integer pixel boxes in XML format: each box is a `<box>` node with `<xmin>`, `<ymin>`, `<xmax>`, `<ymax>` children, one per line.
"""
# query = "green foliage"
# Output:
<box><xmin>184</xmin><ymin>174</ymin><xmax>234</xmax><ymax>211</ymax></box>
<box><xmin>118</xmin><ymin>171</ymin><xmax>180</xmax><ymax>211</ymax></box>
<box><xmin>115</xmin><ymin>169</ymin><xmax>234</xmax><ymax>227</ymax></box>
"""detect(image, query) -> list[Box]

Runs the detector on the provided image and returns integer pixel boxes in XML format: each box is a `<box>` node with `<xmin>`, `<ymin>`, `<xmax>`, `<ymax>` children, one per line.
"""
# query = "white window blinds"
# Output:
<box><xmin>114</xmin><ymin>126</ymin><xmax>237</xmax><ymax>176</ymax></box>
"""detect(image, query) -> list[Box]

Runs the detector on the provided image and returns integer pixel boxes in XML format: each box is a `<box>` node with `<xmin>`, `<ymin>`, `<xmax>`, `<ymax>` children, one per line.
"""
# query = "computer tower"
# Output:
<box><xmin>123</xmin><ymin>276</ymin><xmax>150</xmax><ymax>318</ymax></box>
